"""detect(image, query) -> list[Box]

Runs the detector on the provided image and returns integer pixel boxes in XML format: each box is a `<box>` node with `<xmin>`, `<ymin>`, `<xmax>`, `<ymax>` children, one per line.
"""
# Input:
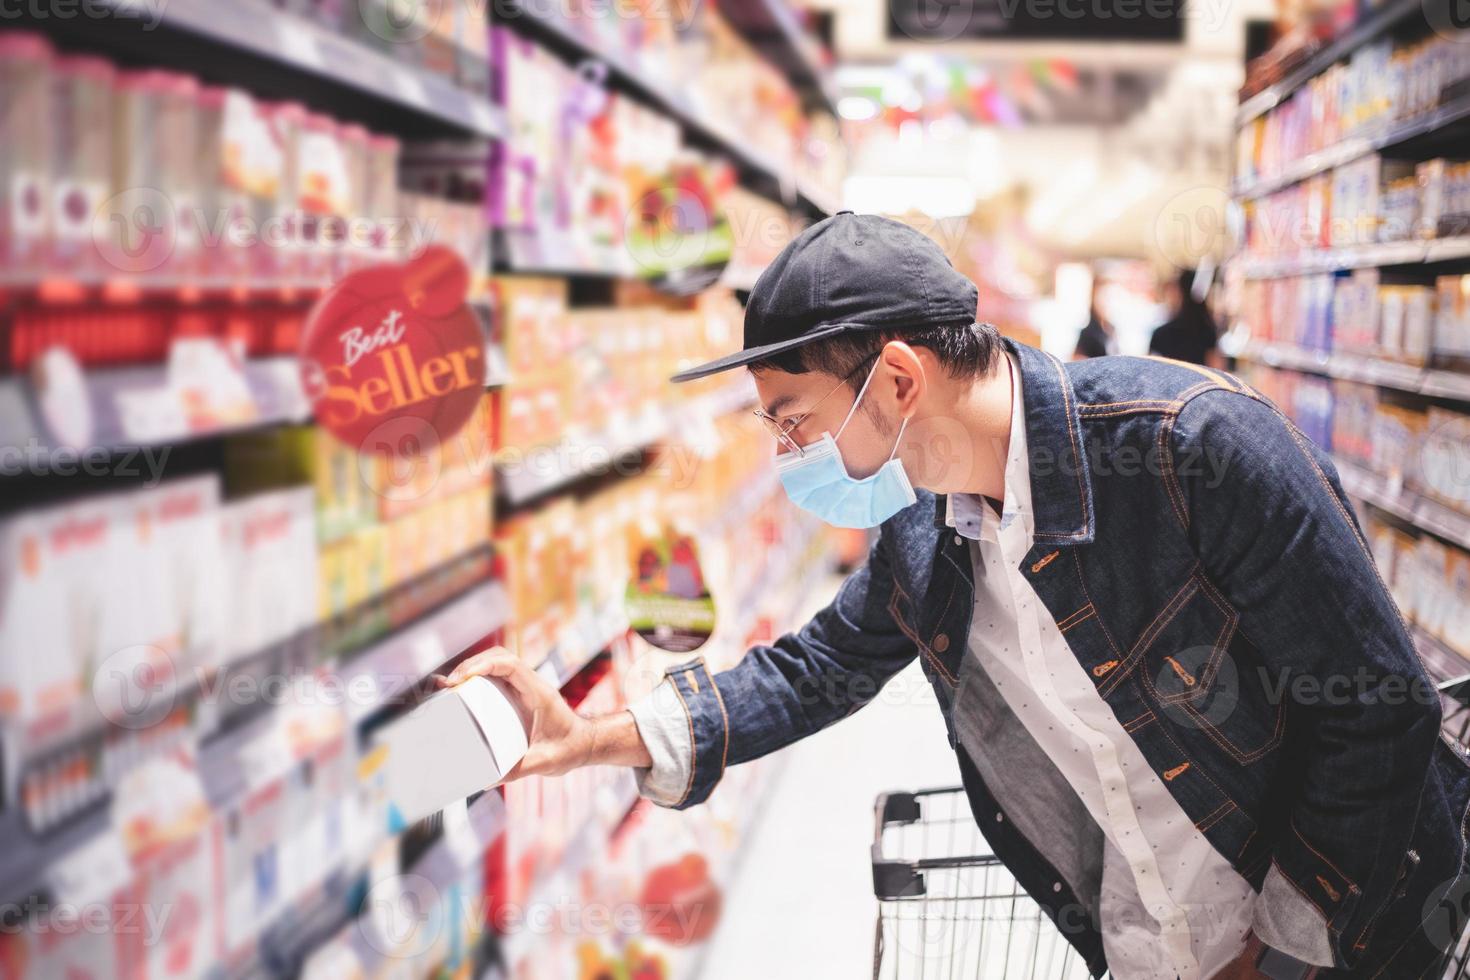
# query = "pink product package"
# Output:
<box><xmin>0</xmin><ymin>31</ymin><xmax>54</xmax><ymax>274</ymax></box>
<box><xmin>50</xmin><ymin>54</ymin><xmax>115</xmax><ymax>276</ymax></box>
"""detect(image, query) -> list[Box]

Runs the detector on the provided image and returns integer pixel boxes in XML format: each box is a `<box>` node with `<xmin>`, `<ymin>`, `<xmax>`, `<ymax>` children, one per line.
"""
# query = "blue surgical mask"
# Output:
<box><xmin>774</xmin><ymin>361</ymin><xmax>916</xmax><ymax>528</ymax></box>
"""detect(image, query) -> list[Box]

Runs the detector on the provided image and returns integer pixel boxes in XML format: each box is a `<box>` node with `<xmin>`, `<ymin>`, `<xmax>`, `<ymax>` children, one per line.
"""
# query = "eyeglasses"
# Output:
<box><xmin>753</xmin><ymin>354</ymin><xmax>879</xmax><ymax>457</ymax></box>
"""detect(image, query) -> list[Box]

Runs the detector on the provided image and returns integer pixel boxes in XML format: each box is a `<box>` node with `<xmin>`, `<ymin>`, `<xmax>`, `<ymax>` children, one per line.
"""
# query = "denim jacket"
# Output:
<box><xmin>639</xmin><ymin>340</ymin><xmax>1470</xmax><ymax>977</ymax></box>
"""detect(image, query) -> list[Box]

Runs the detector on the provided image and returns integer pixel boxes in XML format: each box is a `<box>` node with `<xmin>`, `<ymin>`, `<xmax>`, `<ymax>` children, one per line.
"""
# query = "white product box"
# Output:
<box><xmin>142</xmin><ymin>475</ymin><xmax>228</xmax><ymax>677</ymax></box>
<box><xmin>218</xmin><ymin>487</ymin><xmax>319</xmax><ymax>664</ymax></box>
<box><xmin>374</xmin><ymin>677</ymin><xmax>529</xmax><ymax>827</ymax></box>
<box><xmin>0</xmin><ymin>493</ymin><xmax>119</xmax><ymax>723</ymax></box>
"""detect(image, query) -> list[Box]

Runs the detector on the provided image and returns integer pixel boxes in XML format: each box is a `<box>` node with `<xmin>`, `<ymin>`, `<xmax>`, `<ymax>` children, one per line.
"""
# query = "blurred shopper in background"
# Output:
<box><xmin>1072</xmin><ymin>277</ymin><xmax>1117</xmax><ymax>359</ymax></box>
<box><xmin>1150</xmin><ymin>268</ymin><xmax>1220</xmax><ymax>367</ymax></box>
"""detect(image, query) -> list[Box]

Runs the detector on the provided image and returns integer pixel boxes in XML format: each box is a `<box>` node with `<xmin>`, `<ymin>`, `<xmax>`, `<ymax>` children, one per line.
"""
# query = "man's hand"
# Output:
<box><xmin>436</xmin><ymin>647</ymin><xmax>653</xmax><ymax>780</ymax></box>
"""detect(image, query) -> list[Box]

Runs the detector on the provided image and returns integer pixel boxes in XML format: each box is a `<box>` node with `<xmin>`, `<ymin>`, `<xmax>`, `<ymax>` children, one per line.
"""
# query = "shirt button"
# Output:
<box><xmin>933</xmin><ymin>634</ymin><xmax>950</xmax><ymax>653</ymax></box>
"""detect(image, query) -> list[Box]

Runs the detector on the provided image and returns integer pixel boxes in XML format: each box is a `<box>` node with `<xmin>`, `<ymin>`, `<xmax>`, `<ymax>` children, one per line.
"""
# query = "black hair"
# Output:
<box><xmin>748</xmin><ymin>321</ymin><xmax>1003</xmax><ymax>389</ymax></box>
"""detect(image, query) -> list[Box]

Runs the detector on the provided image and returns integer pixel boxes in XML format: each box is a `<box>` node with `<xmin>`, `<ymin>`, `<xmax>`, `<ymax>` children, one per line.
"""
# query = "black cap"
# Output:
<box><xmin>670</xmin><ymin>212</ymin><xmax>979</xmax><ymax>382</ymax></box>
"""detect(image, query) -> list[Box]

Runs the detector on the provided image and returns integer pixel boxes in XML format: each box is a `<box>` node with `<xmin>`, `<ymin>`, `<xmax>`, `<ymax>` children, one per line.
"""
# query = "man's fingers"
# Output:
<box><xmin>439</xmin><ymin>647</ymin><xmax>514</xmax><ymax>685</ymax></box>
<box><xmin>439</xmin><ymin>648</ymin><xmax>545</xmax><ymax>703</ymax></box>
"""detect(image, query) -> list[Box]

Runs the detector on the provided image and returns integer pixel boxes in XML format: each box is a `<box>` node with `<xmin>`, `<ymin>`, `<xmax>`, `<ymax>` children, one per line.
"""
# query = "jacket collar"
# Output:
<box><xmin>931</xmin><ymin>339</ymin><xmax>1095</xmax><ymax>545</ymax></box>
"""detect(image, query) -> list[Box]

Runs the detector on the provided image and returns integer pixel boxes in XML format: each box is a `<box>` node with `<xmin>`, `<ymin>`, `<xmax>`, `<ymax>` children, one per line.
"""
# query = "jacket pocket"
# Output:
<box><xmin>1136</xmin><ymin>573</ymin><xmax>1285</xmax><ymax>765</ymax></box>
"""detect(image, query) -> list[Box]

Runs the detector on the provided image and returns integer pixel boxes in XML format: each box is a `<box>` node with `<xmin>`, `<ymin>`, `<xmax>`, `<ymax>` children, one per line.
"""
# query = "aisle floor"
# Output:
<box><xmin>700</xmin><ymin>657</ymin><xmax>962</xmax><ymax>980</ymax></box>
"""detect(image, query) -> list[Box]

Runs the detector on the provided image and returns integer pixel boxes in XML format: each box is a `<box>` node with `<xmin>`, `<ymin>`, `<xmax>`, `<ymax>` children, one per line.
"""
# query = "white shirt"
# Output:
<box><xmin>950</xmin><ymin>353</ymin><xmax>1256</xmax><ymax>980</ymax></box>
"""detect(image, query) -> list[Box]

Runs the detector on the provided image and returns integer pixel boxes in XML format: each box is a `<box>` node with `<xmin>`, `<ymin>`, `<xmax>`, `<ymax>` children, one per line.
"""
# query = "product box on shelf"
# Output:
<box><xmin>1378</xmin><ymin>284</ymin><xmax>1437</xmax><ymax>365</ymax></box>
<box><xmin>1369</xmin><ymin>403</ymin><xmax>1427</xmax><ymax>492</ymax></box>
<box><xmin>141</xmin><ymin>475</ymin><xmax>229</xmax><ymax>677</ymax></box>
<box><xmin>0</xmin><ymin>478</ymin><xmax>238</xmax><ymax>727</ymax></box>
<box><xmin>1331</xmin><ymin>379</ymin><xmax>1378</xmax><ymax>467</ymax></box>
<box><xmin>1435</xmin><ymin>274</ymin><xmax>1470</xmax><ymax>364</ymax></box>
<box><xmin>1332</xmin><ymin>269</ymin><xmax>1380</xmax><ymax>353</ymax></box>
<box><xmin>1414</xmin><ymin>536</ymin><xmax>1454</xmax><ymax>640</ymax></box>
<box><xmin>227</xmin><ymin>425</ymin><xmax>372</xmax><ymax>543</ymax></box>
<box><xmin>1290</xmin><ymin>374</ymin><xmax>1334</xmax><ymax>451</ymax></box>
<box><xmin>218</xmin><ymin>486</ymin><xmax>319</xmax><ymax>664</ymax></box>
<box><xmin>1419</xmin><ymin>407</ymin><xmax>1470</xmax><ymax>515</ymax></box>
<box><xmin>1414</xmin><ymin>159</ymin><xmax>1470</xmax><ymax>240</ymax></box>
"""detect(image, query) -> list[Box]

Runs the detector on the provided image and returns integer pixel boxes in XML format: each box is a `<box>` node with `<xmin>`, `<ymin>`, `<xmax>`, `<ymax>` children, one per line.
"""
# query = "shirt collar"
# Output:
<box><xmin>946</xmin><ymin>352</ymin><xmax>1032</xmax><ymax>542</ymax></box>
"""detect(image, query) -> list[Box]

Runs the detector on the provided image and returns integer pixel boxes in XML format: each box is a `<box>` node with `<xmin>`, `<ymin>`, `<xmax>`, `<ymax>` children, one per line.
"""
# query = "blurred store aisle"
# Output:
<box><xmin>701</xmin><ymin>657</ymin><xmax>960</xmax><ymax>980</ymax></box>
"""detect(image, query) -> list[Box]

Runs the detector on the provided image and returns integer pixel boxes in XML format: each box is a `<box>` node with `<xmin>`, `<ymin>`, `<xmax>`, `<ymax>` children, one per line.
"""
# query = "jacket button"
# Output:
<box><xmin>933</xmin><ymin>634</ymin><xmax>950</xmax><ymax>653</ymax></box>
<box><xmin>953</xmin><ymin>534</ymin><xmax>964</xmax><ymax>546</ymax></box>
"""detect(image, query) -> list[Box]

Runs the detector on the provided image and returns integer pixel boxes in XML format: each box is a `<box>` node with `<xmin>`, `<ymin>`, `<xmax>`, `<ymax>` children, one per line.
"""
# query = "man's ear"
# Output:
<box><xmin>880</xmin><ymin>340</ymin><xmax>926</xmax><ymax>414</ymax></box>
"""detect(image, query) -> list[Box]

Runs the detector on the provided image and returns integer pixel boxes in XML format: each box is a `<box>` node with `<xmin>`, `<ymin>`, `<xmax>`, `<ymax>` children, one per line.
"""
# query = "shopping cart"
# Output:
<box><xmin>871</xmin><ymin>787</ymin><xmax>1093</xmax><ymax>980</ymax></box>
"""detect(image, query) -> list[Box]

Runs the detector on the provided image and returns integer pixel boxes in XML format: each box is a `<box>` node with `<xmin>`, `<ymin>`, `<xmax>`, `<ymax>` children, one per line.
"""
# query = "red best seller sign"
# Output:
<box><xmin>299</xmin><ymin>246</ymin><xmax>484</xmax><ymax>455</ymax></box>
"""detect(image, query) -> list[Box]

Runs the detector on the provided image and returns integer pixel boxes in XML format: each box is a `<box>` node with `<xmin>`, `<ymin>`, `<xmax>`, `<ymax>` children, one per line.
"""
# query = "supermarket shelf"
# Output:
<box><xmin>1236</xmin><ymin>0</ymin><xmax>1427</xmax><ymax>127</ymax></box>
<box><xmin>340</xmin><ymin>579</ymin><xmax>511</xmax><ymax>723</ymax></box>
<box><xmin>494</xmin><ymin>404</ymin><xmax>667</xmax><ymax>506</ymax></box>
<box><xmin>1234</xmin><ymin>236</ymin><xmax>1470</xmax><ymax>279</ymax></box>
<box><xmin>1335</xmin><ymin>456</ymin><xmax>1470</xmax><ymax>553</ymax></box>
<box><xmin>1238</xmin><ymin>342</ymin><xmax>1470</xmax><ymax>404</ymax></box>
<box><xmin>0</xmin><ymin>334</ymin><xmax>512</xmax><ymax>471</ymax></box>
<box><xmin>496</xmin><ymin>0</ymin><xmax>831</xmax><ymax>218</ymax></box>
<box><xmin>0</xmin><ymin>356</ymin><xmax>311</xmax><ymax>467</ymax></box>
<box><xmin>1416</xmin><ymin>627</ymin><xmax>1470</xmax><ymax>686</ymax></box>
<box><xmin>516</xmin><ymin>770</ymin><xmax>641</xmax><ymax>923</ymax></box>
<box><xmin>720</xmin><ymin>0</ymin><xmax>838</xmax><ymax>116</ymax></box>
<box><xmin>536</xmin><ymin>599</ymin><xmax>631</xmax><ymax>690</ymax></box>
<box><xmin>1235</xmin><ymin>93</ymin><xmax>1470</xmax><ymax>200</ymax></box>
<box><xmin>0</xmin><ymin>273</ymin><xmax>331</xmax><ymax>296</ymax></box>
<box><xmin>0</xmin><ymin>801</ymin><xmax>117</xmax><ymax>915</ymax></box>
<box><xmin>347</xmin><ymin>790</ymin><xmax>508</xmax><ymax>975</ymax></box>
<box><xmin>29</xmin><ymin>0</ymin><xmax>504</xmax><ymax>139</ymax></box>
<box><xmin>494</xmin><ymin>378</ymin><xmax>757</xmax><ymax>506</ymax></box>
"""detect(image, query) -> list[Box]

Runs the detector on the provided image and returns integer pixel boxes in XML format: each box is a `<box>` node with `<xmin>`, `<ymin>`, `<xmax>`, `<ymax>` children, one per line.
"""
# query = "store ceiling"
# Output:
<box><xmin>811</xmin><ymin>0</ymin><xmax>1270</xmax><ymax>260</ymax></box>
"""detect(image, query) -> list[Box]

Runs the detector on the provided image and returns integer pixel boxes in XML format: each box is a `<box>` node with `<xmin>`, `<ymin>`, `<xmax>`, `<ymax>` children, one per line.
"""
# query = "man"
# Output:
<box><xmin>443</xmin><ymin>214</ymin><xmax>1470</xmax><ymax>979</ymax></box>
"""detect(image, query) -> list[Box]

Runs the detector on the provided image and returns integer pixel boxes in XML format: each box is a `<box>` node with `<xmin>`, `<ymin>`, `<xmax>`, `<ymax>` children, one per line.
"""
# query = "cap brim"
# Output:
<box><xmin>669</xmin><ymin>323</ymin><xmax>852</xmax><ymax>383</ymax></box>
